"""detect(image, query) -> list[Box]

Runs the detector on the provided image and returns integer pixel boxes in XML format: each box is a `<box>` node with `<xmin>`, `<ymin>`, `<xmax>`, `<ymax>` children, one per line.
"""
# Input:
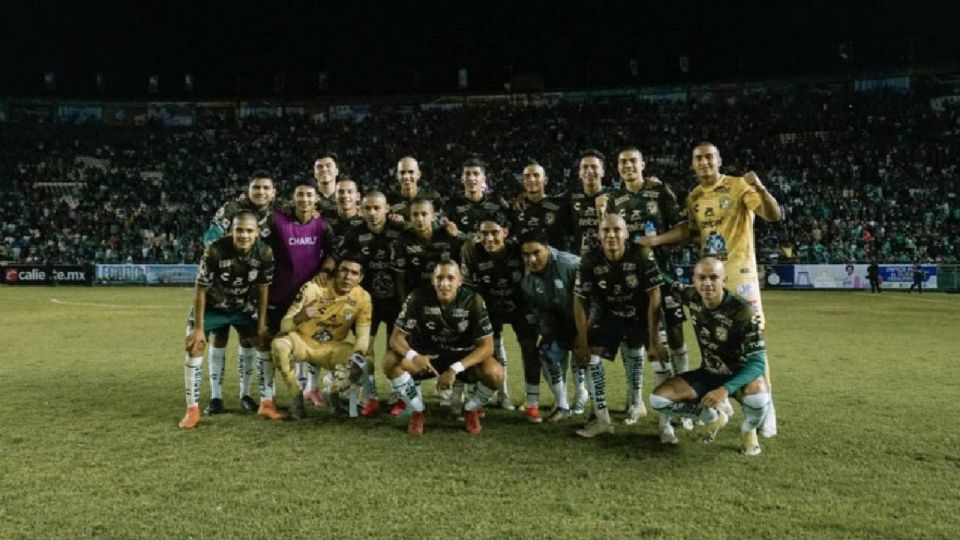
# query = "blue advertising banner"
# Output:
<box><xmin>95</xmin><ymin>264</ymin><xmax>197</xmax><ymax>285</ymax></box>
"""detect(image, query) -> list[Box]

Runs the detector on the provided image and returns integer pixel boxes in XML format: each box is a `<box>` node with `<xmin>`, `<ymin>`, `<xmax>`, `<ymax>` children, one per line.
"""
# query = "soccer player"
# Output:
<box><xmin>461</xmin><ymin>214</ymin><xmax>540</xmax><ymax>417</ymax></box>
<box><xmin>383</xmin><ymin>259</ymin><xmax>503</xmax><ymax>435</ymax></box>
<box><xmin>179</xmin><ymin>211</ymin><xmax>274</xmax><ymax>429</ymax></box>
<box><xmin>200</xmin><ymin>171</ymin><xmax>276</xmax><ymax>415</ymax></box>
<box><xmin>312</xmin><ymin>153</ymin><xmax>340</xmax><ymax>216</ymax></box>
<box><xmin>263</xmin><ymin>184</ymin><xmax>337</xmax><ymax>413</ymax></box>
<box><xmin>445</xmin><ymin>157</ymin><xmax>511</xmax><ymax>237</ymax></box>
<box><xmin>341</xmin><ymin>191</ymin><xmax>406</xmax><ymax>415</ymax></box>
<box><xmin>642</xmin><ymin>142</ymin><xmax>782</xmax><ymax>437</ymax></box>
<box><xmin>573</xmin><ymin>214</ymin><xmax>667</xmax><ymax>436</ymax></box>
<box><xmin>649</xmin><ymin>257</ymin><xmax>770</xmax><ymax>456</ymax></box>
<box><xmin>269</xmin><ymin>256</ymin><xmax>373</xmax><ymax>420</ymax></box>
<box><xmin>387</xmin><ymin>156</ymin><xmax>444</xmax><ymax>226</ymax></box>
<box><xmin>519</xmin><ymin>230</ymin><xmax>590</xmax><ymax>422</ymax></box>
<box><xmin>512</xmin><ymin>160</ymin><xmax>574</xmax><ymax>251</ymax></box>
<box><xmin>569</xmin><ymin>149</ymin><xmax>612</xmax><ymax>256</ymax></box>
<box><xmin>324</xmin><ymin>178</ymin><xmax>366</xmax><ymax>253</ymax></box>
<box><xmin>604</xmin><ymin>147</ymin><xmax>691</xmax><ymax>412</ymax></box>
<box><xmin>391</xmin><ymin>198</ymin><xmax>462</xmax><ymax>303</ymax></box>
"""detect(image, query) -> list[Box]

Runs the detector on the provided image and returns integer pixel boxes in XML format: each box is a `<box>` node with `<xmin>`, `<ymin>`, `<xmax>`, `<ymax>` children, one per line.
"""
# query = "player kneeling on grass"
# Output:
<box><xmin>180</xmin><ymin>211</ymin><xmax>274</xmax><ymax>429</ymax></box>
<box><xmin>649</xmin><ymin>257</ymin><xmax>771</xmax><ymax>456</ymax></box>
<box><xmin>383</xmin><ymin>259</ymin><xmax>503</xmax><ymax>436</ymax></box>
<box><xmin>268</xmin><ymin>255</ymin><xmax>373</xmax><ymax>420</ymax></box>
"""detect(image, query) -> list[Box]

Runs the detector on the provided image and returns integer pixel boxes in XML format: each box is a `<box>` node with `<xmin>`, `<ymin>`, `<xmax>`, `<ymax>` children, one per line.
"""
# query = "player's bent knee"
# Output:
<box><xmin>382</xmin><ymin>350</ymin><xmax>403</xmax><ymax>377</ymax></box>
<box><xmin>741</xmin><ymin>376</ymin><xmax>768</xmax><ymax>396</ymax></box>
<box><xmin>475</xmin><ymin>357</ymin><xmax>504</xmax><ymax>388</ymax></box>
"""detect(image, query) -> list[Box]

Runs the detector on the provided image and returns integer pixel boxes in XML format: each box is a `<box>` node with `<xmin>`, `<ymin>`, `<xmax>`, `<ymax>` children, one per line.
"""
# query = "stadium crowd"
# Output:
<box><xmin>1</xmin><ymin>89</ymin><xmax>959</xmax><ymax>265</ymax></box>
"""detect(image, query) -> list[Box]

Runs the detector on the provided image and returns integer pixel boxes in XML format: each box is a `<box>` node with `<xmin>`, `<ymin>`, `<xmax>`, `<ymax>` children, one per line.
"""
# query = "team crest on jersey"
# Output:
<box><xmin>715</xmin><ymin>327</ymin><xmax>728</xmax><ymax>342</ymax></box>
<box><xmin>625</xmin><ymin>274</ymin><xmax>639</xmax><ymax>289</ymax></box>
<box><xmin>646</xmin><ymin>201</ymin><xmax>659</xmax><ymax>216</ymax></box>
<box><xmin>344</xmin><ymin>310</ymin><xmax>354</xmax><ymax>321</ymax></box>
<box><xmin>512</xmin><ymin>270</ymin><xmax>522</xmax><ymax>282</ymax></box>
<box><xmin>458</xmin><ymin>320</ymin><xmax>469</xmax><ymax>332</ymax></box>
<box><xmin>545</xmin><ymin>213</ymin><xmax>556</xmax><ymax>225</ymax></box>
<box><xmin>719</xmin><ymin>197</ymin><xmax>732</xmax><ymax>210</ymax></box>
<box><xmin>248</xmin><ymin>269</ymin><xmax>258</xmax><ymax>281</ymax></box>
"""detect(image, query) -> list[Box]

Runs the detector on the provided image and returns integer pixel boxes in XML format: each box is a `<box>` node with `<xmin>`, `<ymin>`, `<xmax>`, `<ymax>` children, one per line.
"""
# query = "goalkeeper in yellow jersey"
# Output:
<box><xmin>641</xmin><ymin>142</ymin><xmax>782</xmax><ymax>438</ymax></box>
<box><xmin>268</xmin><ymin>254</ymin><xmax>373</xmax><ymax>420</ymax></box>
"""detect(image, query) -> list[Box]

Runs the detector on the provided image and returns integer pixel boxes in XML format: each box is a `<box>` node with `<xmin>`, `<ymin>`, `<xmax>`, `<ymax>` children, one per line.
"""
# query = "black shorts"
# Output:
<box><xmin>661</xmin><ymin>283</ymin><xmax>687</xmax><ymax>328</ymax></box>
<box><xmin>541</xmin><ymin>318</ymin><xmax>578</xmax><ymax>351</ymax></box>
<box><xmin>409</xmin><ymin>350</ymin><xmax>478</xmax><ymax>384</ymax></box>
<box><xmin>587</xmin><ymin>314</ymin><xmax>649</xmax><ymax>359</ymax></box>
<box><xmin>491</xmin><ymin>309</ymin><xmax>538</xmax><ymax>341</ymax></box>
<box><xmin>372</xmin><ymin>300</ymin><xmax>401</xmax><ymax>337</ymax></box>
<box><xmin>679</xmin><ymin>367</ymin><xmax>736</xmax><ymax>399</ymax></box>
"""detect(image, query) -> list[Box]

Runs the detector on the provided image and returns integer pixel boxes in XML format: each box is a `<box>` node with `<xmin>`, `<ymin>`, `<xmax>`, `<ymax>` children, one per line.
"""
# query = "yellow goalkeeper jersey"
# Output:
<box><xmin>281</xmin><ymin>280</ymin><xmax>372</xmax><ymax>346</ymax></box>
<box><xmin>684</xmin><ymin>174</ymin><xmax>762</xmax><ymax>271</ymax></box>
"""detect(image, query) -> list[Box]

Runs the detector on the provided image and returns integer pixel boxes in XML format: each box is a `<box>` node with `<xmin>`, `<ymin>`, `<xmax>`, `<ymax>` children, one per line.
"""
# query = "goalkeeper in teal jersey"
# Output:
<box><xmin>649</xmin><ymin>257</ymin><xmax>771</xmax><ymax>456</ymax></box>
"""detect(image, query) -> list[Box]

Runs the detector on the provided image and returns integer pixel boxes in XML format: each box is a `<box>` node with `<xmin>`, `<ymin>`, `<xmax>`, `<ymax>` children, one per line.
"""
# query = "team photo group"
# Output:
<box><xmin>178</xmin><ymin>142</ymin><xmax>780</xmax><ymax>457</ymax></box>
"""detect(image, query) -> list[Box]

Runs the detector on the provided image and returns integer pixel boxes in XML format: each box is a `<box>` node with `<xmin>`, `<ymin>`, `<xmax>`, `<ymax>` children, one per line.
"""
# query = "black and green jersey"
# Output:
<box><xmin>391</xmin><ymin>225</ymin><xmax>462</xmax><ymax>293</ymax></box>
<box><xmin>444</xmin><ymin>192</ymin><xmax>511</xmax><ymax>235</ymax></box>
<box><xmin>316</xmin><ymin>191</ymin><xmax>338</xmax><ymax>218</ymax></box>
<box><xmin>678</xmin><ymin>285</ymin><xmax>766</xmax><ymax>377</ymax></box>
<box><xmin>203</xmin><ymin>194</ymin><xmax>273</xmax><ymax>246</ymax></box>
<box><xmin>606</xmin><ymin>182</ymin><xmax>684</xmax><ymax>268</ymax></box>
<box><xmin>396</xmin><ymin>286</ymin><xmax>493</xmax><ymax>354</ymax></box>
<box><xmin>569</xmin><ymin>187</ymin><xmax>611</xmax><ymax>256</ymax></box>
<box><xmin>388</xmin><ymin>187</ymin><xmax>445</xmax><ymax>220</ymax></box>
<box><xmin>196</xmin><ymin>236</ymin><xmax>274</xmax><ymax>312</ymax></box>
<box><xmin>574</xmin><ymin>243</ymin><xmax>662</xmax><ymax>320</ymax></box>
<box><xmin>325</xmin><ymin>212</ymin><xmax>365</xmax><ymax>254</ymax></box>
<box><xmin>512</xmin><ymin>194</ymin><xmax>574</xmax><ymax>251</ymax></box>
<box><xmin>461</xmin><ymin>238</ymin><xmax>526</xmax><ymax>317</ymax></box>
<box><xmin>342</xmin><ymin>223</ymin><xmax>404</xmax><ymax>302</ymax></box>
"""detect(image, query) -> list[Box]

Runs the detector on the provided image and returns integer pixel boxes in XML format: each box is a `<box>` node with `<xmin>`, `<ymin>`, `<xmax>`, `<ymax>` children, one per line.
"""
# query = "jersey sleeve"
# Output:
<box><xmin>257</xmin><ymin>244</ymin><xmax>274</xmax><ymax>285</ymax></box>
<box><xmin>573</xmin><ymin>253</ymin><xmax>594</xmax><ymax>299</ymax></box>
<box><xmin>355</xmin><ymin>290</ymin><xmax>373</xmax><ymax>329</ymax></box>
<box><xmin>460</xmin><ymin>241</ymin><xmax>478</xmax><ymax>286</ymax></box>
<box><xmin>723</xmin><ymin>308</ymin><xmax>767</xmax><ymax>394</ymax></box>
<box><xmin>470</xmin><ymin>293</ymin><xmax>494</xmax><ymax>341</ymax></box>
<box><xmin>684</xmin><ymin>193</ymin><xmax>700</xmax><ymax>235</ymax></box>
<box><xmin>280</xmin><ymin>281</ymin><xmax>319</xmax><ymax>334</ymax></box>
<box><xmin>196</xmin><ymin>243</ymin><xmax>219</xmax><ymax>288</ymax></box>
<box><xmin>203</xmin><ymin>202</ymin><xmax>233</xmax><ymax>246</ymax></box>
<box><xmin>321</xmin><ymin>222</ymin><xmax>338</xmax><ymax>262</ymax></box>
<box><xmin>639</xmin><ymin>246</ymin><xmax>664</xmax><ymax>290</ymax></box>
<box><xmin>390</xmin><ymin>237</ymin><xmax>406</xmax><ymax>273</ymax></box>
<box><xmin>394</xmin><ymin>290</ymin><xmax>420</xmax><ymax>334</ymax></box>
<box><xmin>737</xmin><ymin>177</ymin><xmax>763</xmax><ymax>213</ymax></box>
<box><xmin>661</xmin><ymin>184</ymin><xmax>685</xmax><ymax>228</ymax></box>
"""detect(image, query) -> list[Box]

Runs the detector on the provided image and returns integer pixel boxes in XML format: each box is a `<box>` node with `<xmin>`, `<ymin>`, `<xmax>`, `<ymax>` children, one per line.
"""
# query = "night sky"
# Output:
<box><xmin>1</xmin><ymin>0</ymin><xmax>958</xmax><ymax>97</ymax></box>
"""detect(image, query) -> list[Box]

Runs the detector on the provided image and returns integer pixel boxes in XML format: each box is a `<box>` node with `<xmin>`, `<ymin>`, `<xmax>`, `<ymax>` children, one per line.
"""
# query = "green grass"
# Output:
<box><xmin>1</xmin><ymin>287</ymin><xmax>958</xmax><ymax>539</ymax></box>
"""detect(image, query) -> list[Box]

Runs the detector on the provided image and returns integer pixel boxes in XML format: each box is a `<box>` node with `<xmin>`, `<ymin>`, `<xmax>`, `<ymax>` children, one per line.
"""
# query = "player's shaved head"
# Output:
<box><xmin>362</xmin><ymin>190</ymin><xmax>387</xmax><ymax>204</ymax></box>
<box><xmin>600</xmin><ymin>213</ymin><xmax>627</xmax><ymax>229</ymax></box>
<box><xmin>694</xmin><ymin>256</ymin><xmax>725</xmax><ymax>276</ymax></box>
<box><xmin>693</xmin><ymin>257</ymin><xmax>726</xmax><ymax>306</ymax></box>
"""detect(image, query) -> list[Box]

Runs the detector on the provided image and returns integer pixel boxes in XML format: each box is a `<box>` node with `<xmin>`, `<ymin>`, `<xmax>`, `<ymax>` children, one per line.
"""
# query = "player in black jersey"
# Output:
<box><xmin>179</xmin><ymin>212</ymin><xmax>274</xmax><ymax>429</ymax></box>
<box><xmin>569</xmin><ymin>149</ymin><xmax>612</xmax><ymax>256</ymax></box>
<box><xmin>649</xmin><ymin>257</ymin><xmax>770</xmax><ymax>455</ymax></box>
<box><xmin>462</xmin><ymin>214</ymin><xmax>540</xmax><ymax>417</ymax></box>
<box><xmin>573</xmin><ymin>214</ymin><xmax>666</xmax><ymax>437</ymax></box>
<box><xmin>312</xmin><ymin>152</ymin><xmax>340</xmax><ymax>216</ymax></box>
<box><xmin>391</xmin><ymin>198</ymin><xmax>462</xmax><ymax>302</ymax></box>
<box><xmin>201</xmin><ymin>170</ymin><xmax>276</xmax><ymax>415</ymax></box>
<box><xmin>383</xmin><ymin>260</ymin><xmax>503</xmax><ymax>435</ymax></box>
<box><xmin>387</xmin><ymin>156</ymin><xmax>444</xmax><ymax>226</ymax></box>
<box><xmin>342</xmin><ymin>190</ymin><xmax>406</xmax><ymax>416</ymax></box>
<box><xmin>445</xmin><ymin>157</ymin><xmax>511</xmax><ymax>239</ymax></box>
<box><xmin>605</xmin><ymin>147</ymin><xmax>694</xmax><ymax>421</ymax></box>
<box><xmin>512</xmin><ymin>160</ymin><xmax>574</xmax><ymax>251</ymax></box>
<box><xmin>324</xmin><ymin>178</ymin><xmax>365</xmax><ymax>252</ymax></box>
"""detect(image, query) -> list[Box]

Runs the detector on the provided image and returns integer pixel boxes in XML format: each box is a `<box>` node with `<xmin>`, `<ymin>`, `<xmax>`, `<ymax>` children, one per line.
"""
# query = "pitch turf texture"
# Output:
<box><xmin>1</xmin><ymin>288</ymin><xmax>958</xmax><ymax>539</ymax></box>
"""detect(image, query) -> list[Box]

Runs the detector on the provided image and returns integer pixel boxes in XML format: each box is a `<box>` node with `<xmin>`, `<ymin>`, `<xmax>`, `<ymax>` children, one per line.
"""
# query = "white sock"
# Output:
<box><xmin>525</xmin><ymin>384</ymin><xmax>540</xmax><ymax>408</ymax></box>
<box><xmin>306</xmin><ymin>364</ymin><xmax>318</xmax><ymax>392</ymax></box>
<box><xmin>184</xmin><ymin>356</ymin><xmax>202</xmax><ymax>407</ymax></box>
<box><xmin>650</xmin><ymin>360</ymin><xmax>674</xmax><ymax>388</ymax></box>
<box><xmin>541</xmin><ymin>342</ymin><xmax>569</xmax><ymax>409</ymax></box>
<box><xmin>295</xmin><ymin>362</ymin><xmax>307</xmax><ymax>391</ymax></box>
<box><xmin>362</xmin><ymin>361</ymin><xmax>377</xmax><ymax>400</ymax></box>
<box><xmin>587</xmin><ymin>355</ymin><xmax>608</xmax><ymax>411</ymax></box>
<box><xmin>207</xmin><ymin>347</ymin><xmax>225</xmax><ymax>400</ymax></box>
<box><xmin>621</xmin><ymin>346</ymin><xmax>644</xmax><ymax>406</ymax></box>
<box><xmin>390</xmin><ymin>373</ymin><xmax>424</xmax><ymax>412</ymax></box>
<box><xmin>257</xmin><ymin>351</ymin><xmax>275</xmax><ymax>400</ymax></box>
<box><xmin>238</xmin><ymin>346</ymin><xmax>256</xmax><ymax>398</ymax></box>
<box><xmin>670</xmin><ymin>345</ymin><xmax>689</xmax><ymax>374</ymax></box>
<box><xmin>649</xmin><ymin>394</ymin><xmax>717</xmax><ymax>423</ymax></box>
<box><xmin>741</xmin><ymin>393</ymin><xmax>772</xmax><ymax>432</ymax></box>
<box><xmin>465</xmin><ymin>382</ymin><xmax>496</xmax><ymax>411</ymax></box>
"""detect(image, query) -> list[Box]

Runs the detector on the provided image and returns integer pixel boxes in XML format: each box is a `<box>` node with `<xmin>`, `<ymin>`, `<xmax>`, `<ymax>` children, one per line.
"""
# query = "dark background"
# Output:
<box><xmin>2</xmin><ymin>0</ymin><xmax>959</xmax><ymax>97</ymax></box>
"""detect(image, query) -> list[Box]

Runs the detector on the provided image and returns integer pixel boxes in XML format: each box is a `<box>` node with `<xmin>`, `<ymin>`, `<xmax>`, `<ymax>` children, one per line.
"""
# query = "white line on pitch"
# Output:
<box><xmin>50</xmin><ymin>298</ymin><xmax>181</xmax><ymax>309</ymax></box>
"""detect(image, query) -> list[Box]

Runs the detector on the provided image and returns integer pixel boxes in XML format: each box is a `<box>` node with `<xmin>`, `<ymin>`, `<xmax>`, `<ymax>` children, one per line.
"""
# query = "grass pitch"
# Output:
<box><xmin>1</xmin><ymin>287</ymin><xmax>958</xmax><ymax>539</ymax></box>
